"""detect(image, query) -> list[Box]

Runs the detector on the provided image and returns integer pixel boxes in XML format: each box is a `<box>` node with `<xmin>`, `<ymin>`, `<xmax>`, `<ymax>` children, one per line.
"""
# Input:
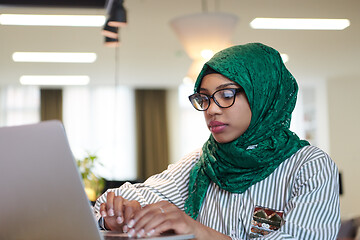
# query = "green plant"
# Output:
<box><xmin>76</xmin><ymin>153</ymin><xmax>105</xmax><ymax>201</ymax></box>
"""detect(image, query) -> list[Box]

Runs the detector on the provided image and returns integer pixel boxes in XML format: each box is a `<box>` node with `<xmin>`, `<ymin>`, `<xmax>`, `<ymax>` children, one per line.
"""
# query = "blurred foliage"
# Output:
<box><xmin>76</xmin><ymin>153</ymin><xmax>105</xmax><ymax>201</ymax></box>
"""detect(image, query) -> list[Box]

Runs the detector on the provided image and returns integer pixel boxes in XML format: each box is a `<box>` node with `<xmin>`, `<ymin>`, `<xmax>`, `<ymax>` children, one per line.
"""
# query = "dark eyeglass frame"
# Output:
<box><xmin>188</xmin><ymin>88</ymin><xmax>244</xmax><ymax>111</ymax></box>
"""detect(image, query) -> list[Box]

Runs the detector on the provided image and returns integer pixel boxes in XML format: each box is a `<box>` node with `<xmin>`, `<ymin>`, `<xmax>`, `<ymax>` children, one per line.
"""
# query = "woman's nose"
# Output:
<box><xmin>206</xmin><ymin>98</ymin><xmax>222</xmax><ymax>115</ymax></box>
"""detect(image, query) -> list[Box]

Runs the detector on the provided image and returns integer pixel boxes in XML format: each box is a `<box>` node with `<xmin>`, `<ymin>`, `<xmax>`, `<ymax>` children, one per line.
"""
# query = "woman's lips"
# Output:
<box><xmin>209</xmin><ymin>121</ymin><xmax>227</xmax><ymax>134</ymax></box>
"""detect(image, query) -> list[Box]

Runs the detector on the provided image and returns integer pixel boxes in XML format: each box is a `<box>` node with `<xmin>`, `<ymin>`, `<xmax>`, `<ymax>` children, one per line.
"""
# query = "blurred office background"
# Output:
<box><xmin>0</xmin><ymin>0</ymin><xmax>359</xmax><ymax>222</ymax></box>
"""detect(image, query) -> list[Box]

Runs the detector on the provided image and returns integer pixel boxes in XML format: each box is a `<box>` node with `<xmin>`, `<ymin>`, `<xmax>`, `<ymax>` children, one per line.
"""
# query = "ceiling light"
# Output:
<box><xmin>12</xmin><ymin>52</ymin><xmax>97</xmax><ymax>63</ymax></box>
<box><xmin>20</xmin><ymin>75</ymin><xmax>90</xmax><ymax>86</ymax></box>
<box><xmin>0</xmin><ymin>14</ymin><xmax>106</xmax><ymax>27</ymax></box>
<box><xmin>280</xmin><ymin>54</ymin><xmax>289</xmax><ymax>63</ymax></box>
<box><xmin>182</xmin><ymin>77</ymin><xmax>194</xmax><ymax>85</ymax></box>
<box><xmin>250</xmin><ymin>18</ymin><xmax>350</xmax><ymax>30</ymax></box>
<box><xmin>201</xmin><ymin>49</ymin><xmax>214</xmax><ymax>60</ymax></box>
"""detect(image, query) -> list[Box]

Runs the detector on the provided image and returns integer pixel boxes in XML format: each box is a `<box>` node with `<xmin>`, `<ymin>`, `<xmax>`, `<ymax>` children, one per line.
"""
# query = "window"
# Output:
<box><xmin>0</xmin><ymin>86</ymin><xmax>40</xmax><ymax>127</ymax></box>
<box><xmin>63</xmin><ymin>86</ymin><xmax>136</xmax><ymax>180</ymax></box>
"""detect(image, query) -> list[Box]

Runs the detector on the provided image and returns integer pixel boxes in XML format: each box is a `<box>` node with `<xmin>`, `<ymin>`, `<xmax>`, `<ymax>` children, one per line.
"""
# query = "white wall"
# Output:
<box><xmin>167</xmin><ymin>85</ymin><xmax>209</xmax><ymax>164</ymax></box>
<box><xmin>328</xmin><ymin>77</ymin><xmax>360</xmax><ymax>219</ymax></box>
<box><xmin>296</xmin><ymin>80</ymin><xmax>330</xmax><ymax>153</ymax></box>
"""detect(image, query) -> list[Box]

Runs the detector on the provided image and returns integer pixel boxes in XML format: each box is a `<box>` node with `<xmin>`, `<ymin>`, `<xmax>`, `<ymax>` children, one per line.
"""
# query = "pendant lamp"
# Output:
<box><xmin>102</xmin><ymin>0</ymin><xmax>127</xmax><ymax>47</ymax></box>
<box><xmin>107</xmin><ymin>0</ymin><xmax>127</xmax><ymax>27</ymax></box>
<box><xmin>102</xmin><ymin>20</ymin><xmax>119</xmax><ymax>39</ymax></box>
<box><xmin>104</xmin><ymin>36</ymin><xmax>120</xmax><ymax>48</ymax></box>
<box><xmin>170</xmin><ymin>12</ymin><xmax>238</xmax><ymax>81</ymax></box>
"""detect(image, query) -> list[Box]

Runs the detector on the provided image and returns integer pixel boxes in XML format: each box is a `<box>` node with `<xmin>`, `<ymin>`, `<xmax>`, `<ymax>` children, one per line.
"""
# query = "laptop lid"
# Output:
<box><xmin>0</xmin><ymin>120</ymin><xmax>103</xmax><ymax>240</ymax></box>
<box><xmin>0</xmin><ymin>121</ymin><xmax>195</xmax><ymax>240</ymax></box>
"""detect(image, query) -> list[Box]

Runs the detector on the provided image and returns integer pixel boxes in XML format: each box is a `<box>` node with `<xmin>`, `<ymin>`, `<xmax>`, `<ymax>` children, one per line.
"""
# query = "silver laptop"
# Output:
<box><xmin>0</xmin><ymin>121</ymin><xmax>194</xmax><ymax>240</ymax></box>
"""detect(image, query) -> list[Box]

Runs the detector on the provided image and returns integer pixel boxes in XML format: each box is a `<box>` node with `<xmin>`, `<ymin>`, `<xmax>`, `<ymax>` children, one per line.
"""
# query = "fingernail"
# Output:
<box><xmin>116</xmin><ymin>216</ymin><xmax>123</xmax><ymax>224</ymax></box>
<box><xmin>146</xmin><ymin>229</ymin><xmax>155</xmax><ymax>237</ymax></box>
<box><xmin>123</xmin><ymin>225</ymin><xmax>128</xmax><ymax>233</ymax></box>
<box><xmin>128</xmin><ymin>229</ymin><xmax>135</xmax><ymax>238</ymax></box>
<box><xmin>137</xmin><ymin>229</ymin><xmax>145</xmax><ymax>238</ymax></box>
<box><xmin>108</xmin><ymin>209</ymin><xmax>114</xmax><ymax>217</ymax></box>
<box><xmin>101</xmin><ymin>211</ymin><xmax>107</xmax><ymax>217</ymax></box>
<box><xmin>128</xmin><ymin>219</ymin><xmax>135</xmax><ymax>228</ymax></box>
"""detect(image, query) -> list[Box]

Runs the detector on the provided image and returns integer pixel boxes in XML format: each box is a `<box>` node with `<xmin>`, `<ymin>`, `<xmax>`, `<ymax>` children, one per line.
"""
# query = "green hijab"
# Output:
<box><xmin>184</xmin><ymin>43</ymin><xmax>309</xmax><ymax>219</ymax></box>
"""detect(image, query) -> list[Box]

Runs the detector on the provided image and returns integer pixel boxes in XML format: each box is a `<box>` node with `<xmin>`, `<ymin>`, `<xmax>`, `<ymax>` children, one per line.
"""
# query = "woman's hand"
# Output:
<box><xmin>125</xmin><ymin>201</ymin><xmax>231</xmax><ymax>240</ymax></box>
<box><xmin>99</xmin><ymin>191</ymin><xmax>141</xmax><ymax>231</ymax></box>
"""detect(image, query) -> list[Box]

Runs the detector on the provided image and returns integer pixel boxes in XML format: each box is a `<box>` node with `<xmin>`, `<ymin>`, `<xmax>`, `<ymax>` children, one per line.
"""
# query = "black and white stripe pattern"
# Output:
<box><xmin>94</xmin><ymin>145</ymin><xmax>340</xmax><ymax>239</ymax></box>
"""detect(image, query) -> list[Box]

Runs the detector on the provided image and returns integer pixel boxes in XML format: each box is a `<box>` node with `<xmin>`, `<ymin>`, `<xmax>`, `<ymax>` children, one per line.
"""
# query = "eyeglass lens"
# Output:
<box><xmin>190</xmin><ymin>89</ymin><xmax>237</xmax><ymax>111</ymax></box>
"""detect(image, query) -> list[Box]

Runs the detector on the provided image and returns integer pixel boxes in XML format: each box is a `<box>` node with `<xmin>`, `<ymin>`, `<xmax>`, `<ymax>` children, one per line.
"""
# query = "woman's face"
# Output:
<box><xmin>199</xmin><ymin>73</ymin><xmax>252</xmax><ymax>143</ymax></box>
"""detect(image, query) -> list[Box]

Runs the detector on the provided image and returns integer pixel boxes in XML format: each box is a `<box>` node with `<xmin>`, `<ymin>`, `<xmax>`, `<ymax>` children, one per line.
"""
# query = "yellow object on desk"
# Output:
<box><xmin>85</xmin><ymin>187</ymin><xmax>97</xmax><ymax>202</ymax></box>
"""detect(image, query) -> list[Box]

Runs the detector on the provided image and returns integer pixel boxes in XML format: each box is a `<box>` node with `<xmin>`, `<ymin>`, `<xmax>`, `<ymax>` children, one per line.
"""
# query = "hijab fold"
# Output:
<box><xmin>184</xmin><ymin>43</ymin><xmax>309</xmax><ymax>219</ymax></box>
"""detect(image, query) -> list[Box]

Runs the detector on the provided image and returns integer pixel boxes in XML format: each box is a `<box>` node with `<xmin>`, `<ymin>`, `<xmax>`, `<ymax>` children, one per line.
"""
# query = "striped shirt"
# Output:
<box><xmin>94</xmin><ymin>145</ymin><xmax>340</xmax><ymax>239</ymax></box>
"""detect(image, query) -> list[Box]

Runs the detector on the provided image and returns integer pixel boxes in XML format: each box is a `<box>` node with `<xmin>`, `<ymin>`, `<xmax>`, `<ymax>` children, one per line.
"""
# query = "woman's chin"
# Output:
<box><xmin>212</xmin><ymin>135</ymin><xmax>235</xmax><ymax>144</ymax></box>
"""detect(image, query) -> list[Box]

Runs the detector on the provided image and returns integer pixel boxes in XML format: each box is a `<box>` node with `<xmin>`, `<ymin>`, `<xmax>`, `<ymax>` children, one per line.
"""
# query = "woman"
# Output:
<box><xmin>94</xmin><ymin>43</ymin><xmax>340</xmax><ymax>239</ymax></box>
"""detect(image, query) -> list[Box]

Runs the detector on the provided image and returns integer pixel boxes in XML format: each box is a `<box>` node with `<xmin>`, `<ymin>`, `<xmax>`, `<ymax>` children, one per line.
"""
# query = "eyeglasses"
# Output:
<box><xmin>188</xmin><ymin>88</ymin><xmax>244</xmax><ymax>111</ymax></box>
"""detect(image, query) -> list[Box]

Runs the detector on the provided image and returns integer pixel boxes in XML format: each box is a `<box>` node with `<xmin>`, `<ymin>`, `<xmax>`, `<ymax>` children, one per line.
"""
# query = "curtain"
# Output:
<box><xmin>135</xmin><ymin>89</ymin><xmax>169</xmax><ymax>180</ymax></box>
<box><xmin>40</xmin><ymin>89</ymin><xmax>62</xmax><ymax>121</ymax></box>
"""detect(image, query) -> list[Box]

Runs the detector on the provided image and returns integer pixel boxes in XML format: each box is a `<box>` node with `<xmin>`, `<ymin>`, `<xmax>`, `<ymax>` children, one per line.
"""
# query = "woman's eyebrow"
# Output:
<box><xmin>198</xmin><ymin>88</ymin><xmax>207</xmax><ymax>92</ymax></box>
<box><xmin>215</xmin><ymin>83</ymin><xmax>238</xmax><ymax>90</ymax></box>
<box><xmin>199</xmin><ymin>83</ymin><xmax>239</xmax><ymax>92</ymax></box>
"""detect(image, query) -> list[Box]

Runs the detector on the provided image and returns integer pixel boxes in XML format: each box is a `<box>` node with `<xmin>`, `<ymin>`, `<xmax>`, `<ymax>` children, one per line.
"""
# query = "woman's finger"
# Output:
<box><xmin>123</xmin><ymin>200</ymin><xmax>140</xmax><ymax>224</ymax></box>
<box><xmin>106</xmin><ymin>192</ymin><xmax>115</xmax><ymax>217</ymax></box>
<box><xmin>113</xmin><ymin>196</ymin><xmax>125</xmax><ymax>224</ymax></box>
<box><xmin>99</xmin><ymin>203</ymin><xmax>107</xmax><ymax>217</ymax></box>
<box><xmin>128</xmin><ymin>201</ymin><xmax>173</xmax><ymax>237</ymax></box>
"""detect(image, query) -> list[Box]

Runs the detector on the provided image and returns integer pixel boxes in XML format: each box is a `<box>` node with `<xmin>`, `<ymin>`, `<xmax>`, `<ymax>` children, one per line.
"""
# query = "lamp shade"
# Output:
<box><xmin>187</xmin><ymin>58</ymin><xmax>208</xmax><ymax>82</ymax></box>
<box><xmin>101</xmin><ymin>20</ymin><xmax>119</xmax><ymax>39</ymax></box>
<box><xmin>170</xmin><ymin>12</ymin><xmax>238</xmax><ymax>60</ymax></box>
<box><xmin>108</xmin><ymin>0</ymin><xmax>127</xmax><ymax>27</ymax></box>
<box><xmin>104</xmin><ymin>36</ymin><xmax>120</xmax><ymax>47</ymax></box>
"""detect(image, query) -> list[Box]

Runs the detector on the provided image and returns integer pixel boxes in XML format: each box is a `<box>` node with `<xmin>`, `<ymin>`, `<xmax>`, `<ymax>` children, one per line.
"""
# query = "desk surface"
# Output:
<box><xmin>103</xmin><ymin>232</ymin><xmax>194</xmax><ymax>240</ymax></box>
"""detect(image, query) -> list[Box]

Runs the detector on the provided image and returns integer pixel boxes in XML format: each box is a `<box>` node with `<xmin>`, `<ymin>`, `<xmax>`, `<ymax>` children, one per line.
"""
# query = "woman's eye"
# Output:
<box><xmin>221</xmin><ymin>90</ymin><xmax>234</xmax><ymax>99</ymax></box>
<box><xmin>196</xmin><ymin>95</ymin><xmax>208</xmax><ymax>105</ymax></box>
<box><xmin>199</xmin><ymin>96</ymin><xmax>207</xmax><ymax>102</ymax></box>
